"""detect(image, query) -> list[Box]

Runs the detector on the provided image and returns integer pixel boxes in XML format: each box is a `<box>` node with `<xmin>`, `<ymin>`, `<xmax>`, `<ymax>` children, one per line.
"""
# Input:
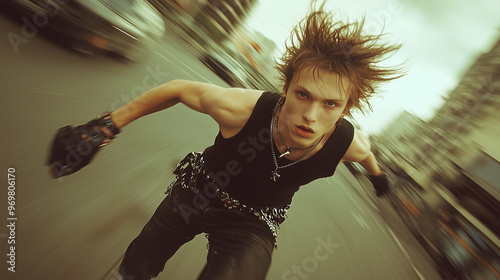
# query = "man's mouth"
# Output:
<box><xmin>295</xmin><ymin>125</ymin><xmax>314</xmax><ymax>137</ymax></box>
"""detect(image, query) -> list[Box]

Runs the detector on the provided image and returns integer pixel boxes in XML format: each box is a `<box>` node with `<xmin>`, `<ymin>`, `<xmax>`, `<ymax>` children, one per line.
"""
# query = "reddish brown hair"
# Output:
<box><xmin>275</xmin><ymin>5</ymin><xmax>406</xmax><ymax>117</ymax></box>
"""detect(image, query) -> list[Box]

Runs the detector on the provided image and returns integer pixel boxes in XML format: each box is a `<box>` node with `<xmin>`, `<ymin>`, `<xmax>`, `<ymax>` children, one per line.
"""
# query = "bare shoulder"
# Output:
<box><xmin>172</xmin><ymin>79</ymin><xmax>263</xmax><ymax>137</ymax></box>
<box><xmin>201</xmin><ymin>86</ymin><xmax>264</xmax><ymax>137</ymax></box>
<box><xmin>341</xmin><ymin>128</ymin><xmax>371</xmax><ymax>163</ymax></box>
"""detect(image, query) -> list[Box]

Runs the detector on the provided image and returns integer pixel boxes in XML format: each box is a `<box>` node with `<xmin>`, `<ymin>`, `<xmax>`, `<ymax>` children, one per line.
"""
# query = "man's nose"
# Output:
<box><xmin>302</xmin><ymin>103</ymin><xmax>319</xmax><ymax>123</ymax></box>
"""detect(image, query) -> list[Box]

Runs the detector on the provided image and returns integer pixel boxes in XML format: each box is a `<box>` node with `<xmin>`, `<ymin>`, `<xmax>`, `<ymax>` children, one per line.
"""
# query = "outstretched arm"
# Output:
<box><xmin>341</xmin><ymin>129</ymin><xmax>381</xmax><ymax>174</ymax></box>
<box><xmin>48</xmin><ymin>79</ymin><xmax>262</xmax><ymax>178</ymax></box>
<box><xmin>110</xmin><ymin>79</ymin><xmax>262</xmax><ymax>137</ymax></box>
<box><xmin>341</xmin><ymin>129</ymin><xmax>389</xmax><ymax>196</ymax></box>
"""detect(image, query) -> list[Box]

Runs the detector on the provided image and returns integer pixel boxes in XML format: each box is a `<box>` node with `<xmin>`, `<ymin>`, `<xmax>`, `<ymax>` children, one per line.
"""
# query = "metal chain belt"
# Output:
<box><xmin>166</xmin><ymin>152</ymin><xmax>290</xmax><ymax>247</ymax></box>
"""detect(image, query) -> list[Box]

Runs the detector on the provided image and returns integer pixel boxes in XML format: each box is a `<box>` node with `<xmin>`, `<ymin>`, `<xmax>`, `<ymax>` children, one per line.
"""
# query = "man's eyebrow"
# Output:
<box><xmin>295</xmin><ymin>85</ymin><xmax>345</xmax><ymax>102</ymax></box>
<box><xmin>295</xmin><ymin>85</ymin><xmax>312</xmax><ymax>95</ymax></box>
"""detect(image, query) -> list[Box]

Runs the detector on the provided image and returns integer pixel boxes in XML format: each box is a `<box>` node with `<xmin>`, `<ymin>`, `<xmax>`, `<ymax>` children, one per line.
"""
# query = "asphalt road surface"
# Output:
<box><xmin>0</xmin><ymin>14</ymin><xmax>443</xmax><ymax>280</ymax></box>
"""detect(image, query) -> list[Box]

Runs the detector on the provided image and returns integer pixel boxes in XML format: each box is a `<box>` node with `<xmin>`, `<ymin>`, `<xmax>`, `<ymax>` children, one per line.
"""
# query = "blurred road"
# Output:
<box><xmin>0</xmin><ymin>14</ymin><xmax>442</xmax><ymax>280</ymax></box>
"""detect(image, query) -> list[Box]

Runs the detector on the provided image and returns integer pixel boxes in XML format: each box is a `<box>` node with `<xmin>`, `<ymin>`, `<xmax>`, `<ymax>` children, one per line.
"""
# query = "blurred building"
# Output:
<box><xmin>378</xmin><ymin>111</ymin><xmax>424</xmax><ymax>155</ymax></box>
<box><xmin>150</xmin><ymin>0</ymin><xmax>258</xmax><ymax>48</ymax></box>
<box><xmin>379</xmin><ymin>37</ymin><xmax>500</xmax><ymax>186</ymax></box>
<box><xmin>374</xmin><ymin>111</ymin><xmax>427</xmax><ymax>178</ymax></box>
<box><xmin>249</xmin><ymin>31</ymin><xmax>280</xmax><ymax>85</ymax></box>
<box><xmin>375</xmin><ymin>37</ymin><xmax>500</xmax><ymax>243</ymax></box>
<box><xmin>229</xmin><ymin>28</ymin><xmax>280</xmax><ymax>90</ymax></box>
<box><xmin>152</xmin><ymin>0</ymin><xmax>280</xmax><ymax>90</ymax></box>
<box><xmin>191</xmin><ymin>0</ymin><xmax>258</xmax><ymax>43</ymax></box>
<box><xmin>428</xmin><ymin>38</ymin><xmax>500</xmax><ymax>195</ymax></box>
<box><xmin>193</xmin><ymin>1</ymin><xmax>280</xmax><ymax>90</ymax></box>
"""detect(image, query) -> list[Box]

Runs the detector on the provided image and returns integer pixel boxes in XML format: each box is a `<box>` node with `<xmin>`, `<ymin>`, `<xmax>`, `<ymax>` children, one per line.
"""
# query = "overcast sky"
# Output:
<box><xmin>245</xmin><ymin>0</ymin><xmax>500</xmax><ymax>134</ymax></box>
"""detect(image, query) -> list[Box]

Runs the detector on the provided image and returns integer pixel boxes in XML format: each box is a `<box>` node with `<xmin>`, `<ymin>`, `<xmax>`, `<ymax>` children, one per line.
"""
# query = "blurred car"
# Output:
<box><xmin>1</xmin><ymin>0</ymin><xmax>165</xmax><ymax>61</ymax></box>
<box><xmin>386</xmin><ymin>177</ymin><xmax>500</xmax><ymax>280</ymax></box>
<box><xmin>200</xmin><ymin>51</ymin><xmax>251</xmax><ymax>88</ymax></box>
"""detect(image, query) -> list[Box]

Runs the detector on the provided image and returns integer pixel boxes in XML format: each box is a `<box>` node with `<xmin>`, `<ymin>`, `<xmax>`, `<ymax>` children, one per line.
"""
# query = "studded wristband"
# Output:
<box><xmin>98</xmin><ymin>112</ymin><xmax>120</xmax><ymax>147</ymax></box>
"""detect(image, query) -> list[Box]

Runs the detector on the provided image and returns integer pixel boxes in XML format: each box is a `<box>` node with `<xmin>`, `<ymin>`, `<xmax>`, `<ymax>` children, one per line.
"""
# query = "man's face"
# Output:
<box><xmin>280</xmin><ymin>66</ymin><xmax>350</xmax><ymax>148</ymax></box>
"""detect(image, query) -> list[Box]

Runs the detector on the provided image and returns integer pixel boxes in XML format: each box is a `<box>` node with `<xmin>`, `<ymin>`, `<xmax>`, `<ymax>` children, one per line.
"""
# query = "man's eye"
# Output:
<box><xmin>297</xmin><ymin>92</ymin><xmax>308</xmax><ymax>98</ymax></box>
<box><xmin>325</xmin><ymin>101</ymin><xmax>336</xmax><ymax>107</ymax></box>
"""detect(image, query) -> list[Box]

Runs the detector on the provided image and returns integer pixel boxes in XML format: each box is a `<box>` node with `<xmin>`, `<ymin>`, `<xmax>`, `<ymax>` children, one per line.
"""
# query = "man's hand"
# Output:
<box><xmin>367</xmin><ymin>173</ymin><xmax>390</xmax><ymax>197</ymax></box>
<box><xmin>47</xmin><ymin>114</ymin><xmax>119</xmax><ymax>179</ymax></box>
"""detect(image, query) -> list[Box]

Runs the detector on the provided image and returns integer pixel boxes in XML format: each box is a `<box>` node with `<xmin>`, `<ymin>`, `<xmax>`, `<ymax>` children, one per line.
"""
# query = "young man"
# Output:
<box><xmin>48</xmin><ymin>7</ymin><xmax>403</xmax><ymax>280</ymax></box>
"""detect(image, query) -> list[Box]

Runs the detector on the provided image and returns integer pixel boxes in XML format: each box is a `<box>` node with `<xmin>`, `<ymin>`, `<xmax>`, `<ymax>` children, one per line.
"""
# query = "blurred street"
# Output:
<box><xmin>0</xmin><ymin>12</ymin><xmax>443</xmax><ymax>280</ymax></box>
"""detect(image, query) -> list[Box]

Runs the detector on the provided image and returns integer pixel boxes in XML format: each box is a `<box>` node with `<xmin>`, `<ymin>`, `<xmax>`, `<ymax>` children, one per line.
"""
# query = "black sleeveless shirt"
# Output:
<box><xmin>203</xmin><ymin>92</ymin><xmax>354</xmax><ymax>207</ymax></box>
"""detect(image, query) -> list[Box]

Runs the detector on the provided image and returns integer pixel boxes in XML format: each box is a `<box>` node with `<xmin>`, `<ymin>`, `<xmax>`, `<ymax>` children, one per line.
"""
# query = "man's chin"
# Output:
<box><xmin>290</xmin><ymin>136</ymin><xmax>318</xmax><ymax>148</ymax></box>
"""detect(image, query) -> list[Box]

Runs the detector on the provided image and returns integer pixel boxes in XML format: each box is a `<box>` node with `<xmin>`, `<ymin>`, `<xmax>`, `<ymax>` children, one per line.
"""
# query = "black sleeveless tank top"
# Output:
<box><xmin>203</xmin><ymin>92</ymin><xmax>354</xmax><ymax>207</ymax></box>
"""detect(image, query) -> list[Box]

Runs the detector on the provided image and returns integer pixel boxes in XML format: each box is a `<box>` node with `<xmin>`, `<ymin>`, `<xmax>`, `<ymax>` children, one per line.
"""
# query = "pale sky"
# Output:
<box><xmin>245</xmin><ymin>0</ymin><xmax>500</xmax><ymax>134</ymax></box>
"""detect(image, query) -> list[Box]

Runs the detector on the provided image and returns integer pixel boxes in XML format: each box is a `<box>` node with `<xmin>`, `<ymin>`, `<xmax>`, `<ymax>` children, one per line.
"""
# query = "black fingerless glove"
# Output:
<box><xmin>367</xmin><ymin>173</ymin><xmax>390</xmax><ymax>197</ymax></box>
<box><xmin>47</xmin><ymin>112</ymin><xmax>120</xmax><ymax>178</ymax></box>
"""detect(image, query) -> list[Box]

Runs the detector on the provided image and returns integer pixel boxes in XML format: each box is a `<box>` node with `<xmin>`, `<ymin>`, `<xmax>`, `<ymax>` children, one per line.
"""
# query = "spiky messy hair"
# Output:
<box><xmin>275</xmin><ymin>3</ymin><xmax>406</xmax><ymax>117</ymax></box>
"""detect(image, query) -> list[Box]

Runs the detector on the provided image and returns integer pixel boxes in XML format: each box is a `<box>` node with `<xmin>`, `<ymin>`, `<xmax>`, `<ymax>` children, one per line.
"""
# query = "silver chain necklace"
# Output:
<box><xmin>269</xmin><ymin>104</ymin><xmax>325</xmax><ymax>181</ymax></box>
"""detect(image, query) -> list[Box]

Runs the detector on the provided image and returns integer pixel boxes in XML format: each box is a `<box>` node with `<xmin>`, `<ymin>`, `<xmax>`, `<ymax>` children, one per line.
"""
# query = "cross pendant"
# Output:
<box><xmin>271</xmin><ymin>170</ymin><xmax>281</xmax><ymax>181</ymax></box>
<box><xmin>279</xmin><ymin>150</ymin><xmax>290</xmax><ymax>158</ymax></box>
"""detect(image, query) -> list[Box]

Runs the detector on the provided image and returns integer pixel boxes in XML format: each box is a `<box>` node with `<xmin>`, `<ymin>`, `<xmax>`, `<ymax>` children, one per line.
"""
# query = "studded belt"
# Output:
<box><xmin>166</xmin><ymin>152</ymin><xmax>290</xmax><ymax>247</ymax></box>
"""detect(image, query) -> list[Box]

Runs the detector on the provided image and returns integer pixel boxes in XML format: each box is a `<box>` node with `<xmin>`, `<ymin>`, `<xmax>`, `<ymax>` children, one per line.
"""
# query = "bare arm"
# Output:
<box><xmin>48</xmin><ymin>79</ymin><xmax>264</xmax><ymax>179</ymax></box>
<box><xmin>341</xmin><ymin>129</ymin><xmax>389</xmax><ymax>196</ymax></box>
<box><xmin>357</xmin><ymin>151</ymin><xmax>383</xmax><ymax>176</ymax></box>
<box><xmin>110</xmin><ymin>79</ymin><xmax>263</xmax><ymax>137</ymax></box>
<box><xmin>341</xmin><ymin>129</ymin><xmax>382</xmax><ymax>176</ymax></box>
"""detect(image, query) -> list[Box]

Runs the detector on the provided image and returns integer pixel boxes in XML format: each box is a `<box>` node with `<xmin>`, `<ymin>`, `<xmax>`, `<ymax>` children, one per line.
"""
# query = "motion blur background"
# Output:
<box><xmin>1</xmin><ymin>0</ymin><xmax>499</xmax><ymax>279</ymax></box>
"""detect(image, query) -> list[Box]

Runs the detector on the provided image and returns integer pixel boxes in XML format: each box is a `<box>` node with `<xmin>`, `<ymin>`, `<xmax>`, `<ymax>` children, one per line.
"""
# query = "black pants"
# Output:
<box><xmin>119</xmin><ymin>182</ymin><xmax>275</xmax><ymax>280</ymax></box>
